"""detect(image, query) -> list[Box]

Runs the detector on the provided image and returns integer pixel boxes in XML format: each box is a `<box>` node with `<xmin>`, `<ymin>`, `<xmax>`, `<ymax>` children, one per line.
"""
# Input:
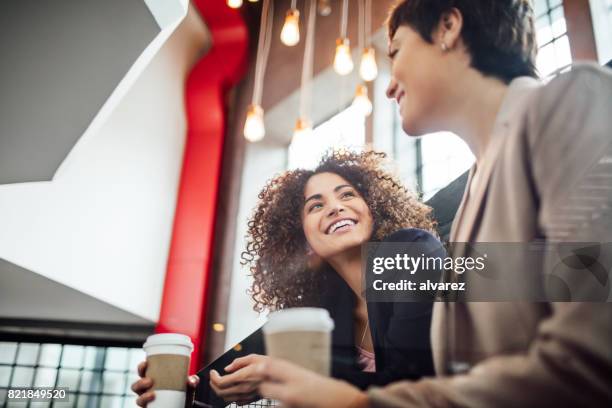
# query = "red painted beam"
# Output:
<box><xmin>156</xmin><ymin>0</ymin><xmax>248</xmax><ymax>373</ymax></box>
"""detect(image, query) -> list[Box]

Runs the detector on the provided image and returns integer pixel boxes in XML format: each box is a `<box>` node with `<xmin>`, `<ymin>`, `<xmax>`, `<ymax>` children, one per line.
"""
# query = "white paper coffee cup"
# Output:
<box><xmin>263</xmin><ymin>307</ymin><xmax>334</xmax><ymax>376</ymax></box>
<box><xmin>143</xmin><ymin>333</ymin><xmax>193</xmax><ymax>408</ymax></box>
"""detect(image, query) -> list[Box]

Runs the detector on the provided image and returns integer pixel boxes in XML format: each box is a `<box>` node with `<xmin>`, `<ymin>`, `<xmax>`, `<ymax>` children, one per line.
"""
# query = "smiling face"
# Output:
<box><xmin>386</xmin><ymin>25</ymin><xmax>452</xmax><ymax>136</ymax></box>
<box><xmin>301</xmin><ymin>172</ymin><xmax>374</xmax><ymax>260</ymax></box>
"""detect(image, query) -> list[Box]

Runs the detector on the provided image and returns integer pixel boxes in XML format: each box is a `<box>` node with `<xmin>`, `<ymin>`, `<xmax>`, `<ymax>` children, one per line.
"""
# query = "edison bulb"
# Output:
<box><xmin>227</xmin><ymin>0</ymin><xmax>243</xmax><ymax>8</ymax></box>
<box><xmin>318</xmin><ymin>0</ymin><xmax>332</xmax><ymax>16</ymax></box>
<box><xmin>333</xmin><ymin>38</ymin><xmax>353</xmax><ymax>75</ymax></box>
<box><xmin>352</xmin><ymin>84</ymin><xmax>372</xmax><ymax>116</ymax></box>
<box><xmin>280</xmin><ymin>9</ymin><xmax>300</xmax><ymax>46</ymax></box>
<box><xmin>360</xmin><ymin>47</ymin><xmax>378</xmax><ymax>82</ymax></box>
<box><xmin>244</xmin><ymin>104</ymin><xmax>265</xmax><ymax>142</ymax></box>
<box><xmin>292</xmin><ymin>118</ymin><xmax>312</xmax><ymax>141</ymax></box>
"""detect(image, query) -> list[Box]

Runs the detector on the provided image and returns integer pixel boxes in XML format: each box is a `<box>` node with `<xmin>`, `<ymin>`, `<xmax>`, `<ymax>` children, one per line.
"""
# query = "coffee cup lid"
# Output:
<box><xmin>143</xmin><ymin>333</ymin><xmax>194</xmax><ymax>350</ymax></box>
<box><xmin>263</xmin><ymin>307</ymin><xmax>334</xmax><ymax>333</ymax></box>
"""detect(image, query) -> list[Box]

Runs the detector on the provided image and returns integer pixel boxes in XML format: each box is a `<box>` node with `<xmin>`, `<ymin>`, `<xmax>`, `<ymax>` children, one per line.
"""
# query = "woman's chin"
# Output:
<box><xmin>329</xmin><ymin>236</ymin><xmax>367</xmax><ymax>255</ymax></box>
<box><xmin>401</xmin><ymin>114</ymin><xmax>431</xmax><ymax>137</ymax></box>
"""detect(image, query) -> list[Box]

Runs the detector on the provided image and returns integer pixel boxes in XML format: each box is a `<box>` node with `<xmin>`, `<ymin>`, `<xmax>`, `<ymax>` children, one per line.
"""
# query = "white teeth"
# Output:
<box><xmin>329</xmin><ymin>219</ymin><xmax>356</xmax><ymax>234</ymax></box>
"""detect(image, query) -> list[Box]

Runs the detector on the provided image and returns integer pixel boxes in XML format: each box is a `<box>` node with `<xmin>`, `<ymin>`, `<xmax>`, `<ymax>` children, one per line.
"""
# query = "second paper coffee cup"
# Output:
<box><xmin>263</xmin><ymin>307</ymin><xmax>334</xmax><ymax>376</ymax></box>
<box><xmin>143</xmin><ymin>333</ymin><xmax>193</xmax><ymax>408</ymax></box>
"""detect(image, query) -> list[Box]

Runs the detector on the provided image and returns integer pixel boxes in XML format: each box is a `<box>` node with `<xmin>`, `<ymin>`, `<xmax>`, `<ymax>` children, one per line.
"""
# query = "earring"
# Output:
<box><xmin>441</xmin><ymin>43</ymin><xmax>448</xmax><ymax>52</ymax></box>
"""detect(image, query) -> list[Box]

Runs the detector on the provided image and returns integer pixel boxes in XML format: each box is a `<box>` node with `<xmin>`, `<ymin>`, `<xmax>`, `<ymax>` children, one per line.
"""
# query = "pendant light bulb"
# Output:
<box><xmin>292</xmin><ymin>118</ymin><xmax>312</xmax><ymax>141</ymax></box>
<box><xmin>359</xmin><ymin>47</ymin><xmax>378</xmax><ymax>82</ymax></box>
<box><xmin>352</xmin><ymin>84</ymin><xmax>372</xmax><ymax>117</ymax></box>
<box><xmin>333</xmin><ymin>38</ymin><xmax>353</xmax><ymax>75</ymax></box>
<box><xmin>318</xmin><ymin>0</ymin><xmax>332</xmax><ymax>16</ymax></box>
<box><xmin>244</xmin><ymin>104</ymin><xmax>265</xmax><ymax>142</ymax></box>
<box><xmin>227</xmin><ymin>0</ymin><xmax>243</xmax><ymax>8</ymax></box>
<box><xmin>281</xmin><ymin>9</ymin><xmax>300</xmax><ymax>46</ymax></box>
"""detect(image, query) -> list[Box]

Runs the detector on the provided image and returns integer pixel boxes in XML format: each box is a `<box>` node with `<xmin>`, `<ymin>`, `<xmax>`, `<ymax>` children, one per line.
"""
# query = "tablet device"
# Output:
<box><xmin>194</xmin><ymin>328</ymin><xmax>265</xmax><ymax>407</ymax></box>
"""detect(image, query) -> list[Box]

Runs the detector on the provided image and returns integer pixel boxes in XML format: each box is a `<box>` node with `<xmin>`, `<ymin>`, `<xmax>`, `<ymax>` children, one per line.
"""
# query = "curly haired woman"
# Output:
<box><xmin>133</xmin><ymin>150</ymin><xmax>445</xmax><ymax>407</ymax></box>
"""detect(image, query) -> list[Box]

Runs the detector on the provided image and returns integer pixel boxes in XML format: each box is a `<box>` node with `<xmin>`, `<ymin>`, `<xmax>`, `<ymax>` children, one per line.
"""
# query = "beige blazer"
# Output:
<box><xmin>369</xmin><ymin>64</ymin><xmax>612</xmax><ymax>407</ymax></box>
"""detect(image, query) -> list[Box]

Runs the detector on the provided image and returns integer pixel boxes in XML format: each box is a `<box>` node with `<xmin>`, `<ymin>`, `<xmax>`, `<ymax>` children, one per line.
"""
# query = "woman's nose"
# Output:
<box><xmin>328</xmin><ymin>204</ymin><xmax>345</xmax><ymax>217</ymax></box>
<box><xmin>386</xmin><ymin>78</ymin><xmax>398</xmax><ymax>99</ymax></box>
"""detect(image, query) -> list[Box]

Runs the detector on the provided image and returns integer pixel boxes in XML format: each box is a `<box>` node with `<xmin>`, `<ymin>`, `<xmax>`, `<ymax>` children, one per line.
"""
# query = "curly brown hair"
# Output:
<box><xmin>242</xmin><ymin>150</ymin><xmax>437</xmax><ymax>312</ymax></box>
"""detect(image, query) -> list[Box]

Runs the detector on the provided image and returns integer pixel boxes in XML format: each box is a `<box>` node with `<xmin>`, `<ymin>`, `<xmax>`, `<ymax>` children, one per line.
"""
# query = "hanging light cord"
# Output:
<box><xmin>358</xmin><ymin>0</ymin><xmax>365</xmax><ymax>51</ymax></box>
<box><xmin>253</xmin><ymin>0</ymin><xmax>274</xmax><ymax>106</ymax></box>
<box><xmin>291</xmin><ymin>0</ymin><xmax>297</xmax><ymax>10</ymax></box>
<box><xmin>340</xmin><ymin>0</ymin><xmax>349</xmax><ymax>38</ymax></box>
<box><xmin>365</xmin><ymin>0</ymin><xmax>372</xmax><ymax>46</ymax></box>
<box><xmin>299</xmin><ymin>0</ymin><xmax>317</xmax><ymax>120</ymax></box>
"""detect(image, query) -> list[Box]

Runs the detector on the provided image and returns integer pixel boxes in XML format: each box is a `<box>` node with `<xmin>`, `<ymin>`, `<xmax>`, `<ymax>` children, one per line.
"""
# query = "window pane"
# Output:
<box><xmin>100</xmin><ymin>394</ymin><xmax>124</xmax><ymax>408</ymax></box>
<box><xmin>80</xmin><ymin>370</ymin><xmax>103</xmax><ymax>393</ymax></box>
<box><xmin>6</xmin><ymin>401</ymin><xmax>28</xmax><ymax>408</ymax></box>
<box><xmin>288</xmin><ymin>106</ymin><xmax>366</xmax><ymax>170</ymax></box>
<box><xmin>420</xmin><ymin>132</ymin><xmax>473</xmax><ymax>199</ymax></box>
<box><xmin>16</xmin><ymin>343</ymin><xmax>39</xmax><ymax>366</ymax></box>
<box><xmin>53</xmin><ymin>393</ymin><xmax>78</xmax><ymax>408</ymax></box>
<box><xmin>33</xmin><ymin>367</ymin><xmax>58</xmax><ymax>387</ymax></box>
<box><xmin>128</xmin><ymin>349</ymin><xmax>146</xmax><ymax>372</ymax></box>
<box><xmin>393</xmin><ymin>129</ymin><xmax>419</xmax><ymax>191</ymax></box>
<box><xmin>77</xmin><ymin>394</ymin><xmax>99</xmax><ymax>408</ymax></box>
<box><xmin>61</xmin><ymin>345</ymin><xmax>84</xmax><ymax>369</ymax></box>
<box><xmin>550</xmin><ymin>7</ymin><xmax>566</xmax><ymax>38</ymax></box>
<box><xmin>105</xmin><ymin>347</ymin><xmax>128</xmax><ymax>371</ymax></box>
<box><xmin>124</xmin><ymin>394</ymin><xmax>139</xmax><ymax>407</ymax></box>
<box><xmin>125</xmin><ymin>373</ymin><xmax>140</xmax><ymax>395</ymax></box>
<box><xmin>38</xmin><ymin>344</ymin><xmax>62</xmax><ymax>368</ymax></box>
<box><xmin>1</xmin><ymin>343</ymin><xmax>145</xmax><ymax>407</ymax></box>
<box><xmin>56</xmin><ymin>368</ymin><xmax>80</xmax><ymax>389</ymax></box>
<box><xmin>537</xmin><ymin>42</ymin><xmax>556</xmax><ymax>77</ymax></box>
<box><xmin>554</xmin><ymin>35</ymin><xmax>572</xmax><ymax>68</ymax></box>
<box><xmin>0</xmin><ymin>342</ymin><xmax>18</xmax><ymax>364</ymax></box>
<box><xmin>536</xmin><ymin>15</ymin><xmax>553</xmax><ymax>45</ymax></box>
<box><xmin>0</xmin><ymin>366</ymin><xmax>12</xmax><ymax>387</ymax></box>
<box><xmin>102</xmin><ymin>371</ymin><xmax>126</xmax><ymax>394</ymax></box>
<box><xmin>83</xmin><ymin>346</ymin><xmax>105</xmax><ymax>370</ymax></box>
<box><xmin>534</xmin><ymin>0</ymin><xmax>571</xmax><ymax>78</ymax></box>
<box><xmin>533</xmin><ymin>0</ymin><xmax>549</xmax><ymax>17</ymax></box>
<box><xmin>29</xmin><ymin>401</ymin><xmax>50</xmax><ymax>408</ymax></box>
<box><xmin>10</xmin><ymin>367</ymin><xmax>34</xmax><ymax>387</ymax></box>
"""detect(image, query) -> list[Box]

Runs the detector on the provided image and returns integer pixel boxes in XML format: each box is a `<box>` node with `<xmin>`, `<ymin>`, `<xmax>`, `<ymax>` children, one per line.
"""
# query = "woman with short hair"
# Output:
<box><xmin>255</xmin><ymin>0</ymin><xmax>612</xmax><ymax>407</ymax></box>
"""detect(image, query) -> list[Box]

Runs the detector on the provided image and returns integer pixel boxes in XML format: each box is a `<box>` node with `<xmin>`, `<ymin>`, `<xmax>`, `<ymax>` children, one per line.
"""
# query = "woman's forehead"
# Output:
<box><xmin>303</xmin><ymin>172</ymin><xmax>352</xmax><ymax>196</ymax></box>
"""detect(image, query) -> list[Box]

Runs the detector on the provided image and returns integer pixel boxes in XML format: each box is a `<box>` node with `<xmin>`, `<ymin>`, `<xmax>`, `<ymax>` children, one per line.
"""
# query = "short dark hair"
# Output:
<box><xmin>387</xmin><ymin>0</ymin><xmax>538</xmax><ymax>83</ymax></box>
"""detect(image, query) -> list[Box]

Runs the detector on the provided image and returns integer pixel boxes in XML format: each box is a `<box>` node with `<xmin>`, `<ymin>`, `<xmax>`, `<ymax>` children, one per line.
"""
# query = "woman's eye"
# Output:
<box><xmin>341</xmin><ymin>191</ymin><xmax>355</xmax><ymax>199</ymax></box>
<box><xmin>308</xmin><ymin>203</ymin><xmax>323</xmax><ymax>212</ymax></box>
<box><xmin>389</xmin><ymin>50</ymin><xmax>398</xmax><ymax>60</ymax></box>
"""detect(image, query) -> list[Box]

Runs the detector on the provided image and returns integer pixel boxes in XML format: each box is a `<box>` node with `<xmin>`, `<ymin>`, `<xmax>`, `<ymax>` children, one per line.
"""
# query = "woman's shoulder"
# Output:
<box><xmin>380</xmin><ymin>228</ymin><xmax>446</xmax><ymax>259</ymax></box>
<box><xmin>527</xmin><ymin>63</ymin><xmax>612</xmax><ymax>133</ymax></box>
<box><xmin>382</xmin><ymin>228</ymin><xmax>440</xmax><ymax>244</ymax></box>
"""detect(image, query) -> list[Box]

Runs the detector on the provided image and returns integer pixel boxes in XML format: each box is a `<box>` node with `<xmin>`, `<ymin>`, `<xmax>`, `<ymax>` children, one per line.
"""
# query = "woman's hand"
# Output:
<box><xmin>131</xmin><ymin>361</ymin><xmax>199</xmax><ymax>407</ymax></box>
<box><xmin>257</xmin><ymin>357</ymin><xmax>368</xmax><ymax>408</ymax></box>
<box><xmin>209</xmin><ymin>354</ymin><xmax>268</xmax><ymax>405</ymax></box>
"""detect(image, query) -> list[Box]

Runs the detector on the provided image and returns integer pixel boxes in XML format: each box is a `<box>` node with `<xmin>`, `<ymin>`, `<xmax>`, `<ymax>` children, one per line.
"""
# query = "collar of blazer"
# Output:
<box><xmin>450</xmin><ymin>76</ymin><xmax>541</xmax><ymax>245</ymax></box>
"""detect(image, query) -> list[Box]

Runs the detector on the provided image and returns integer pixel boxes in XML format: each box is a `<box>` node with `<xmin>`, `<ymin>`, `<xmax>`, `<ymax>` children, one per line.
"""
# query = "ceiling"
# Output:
<box><xmin>0</xmin><ymin>0</ymin><xmax>160</xmax><ymax>184</ymax></box>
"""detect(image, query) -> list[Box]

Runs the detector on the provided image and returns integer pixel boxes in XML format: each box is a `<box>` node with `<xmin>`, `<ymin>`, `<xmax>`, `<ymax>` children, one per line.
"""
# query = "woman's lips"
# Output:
<box><xmin>332</xmin><ymin>223</ymin><xmax>355</xmax><ymax>234</ymax></box>
<box><xmin>326</xmin><ymin>218</ymin><xmax>358</xmax><ymax>234</ymax></box>
<box><xmin>396</xmin><ymin>90</ymin><xmax>405</xmax><ymax>105</ymax></box>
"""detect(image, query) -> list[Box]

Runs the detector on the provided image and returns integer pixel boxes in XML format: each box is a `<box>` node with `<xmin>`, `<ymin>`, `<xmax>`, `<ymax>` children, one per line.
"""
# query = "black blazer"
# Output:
<box><xmin>195</xmin><ymin>228</ymin><xmax>444</xmax><ymax>406</ymax></box>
